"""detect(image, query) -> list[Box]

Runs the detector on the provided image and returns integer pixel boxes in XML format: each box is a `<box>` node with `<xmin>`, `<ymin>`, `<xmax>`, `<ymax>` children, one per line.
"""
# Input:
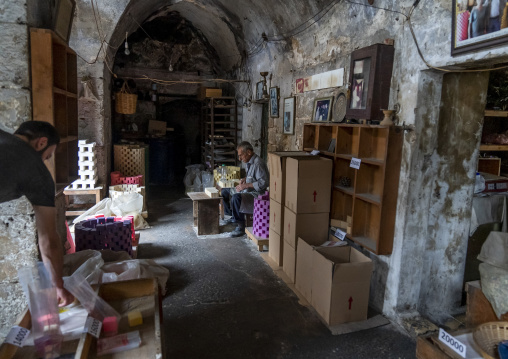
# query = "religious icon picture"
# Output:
<box><xmin>269</xmin><ymin>87</ymin><xmax>279</xmax><ymax>117</ymax></box>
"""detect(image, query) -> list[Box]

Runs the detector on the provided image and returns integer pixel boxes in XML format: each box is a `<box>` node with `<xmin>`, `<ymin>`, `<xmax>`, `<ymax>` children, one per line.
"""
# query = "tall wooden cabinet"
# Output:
<box><xmin>303</xmin><ymin>123</ymin><xmax>403</xmax><ymax>255</ymax></box>
<box><xmin>201</xmin><ymin>97</ymin><xmax>238</xmax><ymax>169</ymax></box>
<box><xmin>30</xmin><ymin>28</ymin><xmax>78</xmax><ymax>191</ymax></box>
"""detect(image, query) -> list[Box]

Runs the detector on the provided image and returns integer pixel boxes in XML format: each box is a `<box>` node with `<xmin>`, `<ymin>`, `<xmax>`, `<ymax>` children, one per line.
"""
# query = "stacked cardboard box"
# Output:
<box><xmin>282</xmin><ymin>157</ymin><xmax>333</xmax><ymax>283</ymax></box>
<box><xmin>267</xmin><ymin>152</ymin><xmax>309</xmax><ymax>266</ymax></box>
<box><xmin>296</xmin><ymin>238</ymin><xmax>373</xmax><ymax>325</ymax></box>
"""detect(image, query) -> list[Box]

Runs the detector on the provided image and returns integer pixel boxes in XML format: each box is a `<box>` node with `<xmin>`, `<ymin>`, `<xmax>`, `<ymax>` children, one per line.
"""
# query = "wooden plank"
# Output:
<box><xmin>245</xmin><ymin>227</ymin><xmax>269</xmax><ymax>251</ymax></box>
<box><xmin>479</xmin><ymin>144</ymin><xmax>508</xmax><ymax>151</ymax></box>
<box><xmin>197</xmin><ymin>200</ymin><xmax>219</xmax><ymax>235</ymax></box>
<box><xmin>0</xmin><ymin>309</ymin><xmax>31</xmax><ymax>359</ymax></box>
<box><xmin>416</xmin><ymin>336</ymin><xmax>453</xmax><ymax>359</ymax></box>
<box><xmin>485</xmin><ymin>109</ymin><xmax>508</xmax><ymax>117</ymax></box>
<box><xmin>465</xmin><ymin>281</ymin><xmax>508</xmax><ymax>327</ymax></box>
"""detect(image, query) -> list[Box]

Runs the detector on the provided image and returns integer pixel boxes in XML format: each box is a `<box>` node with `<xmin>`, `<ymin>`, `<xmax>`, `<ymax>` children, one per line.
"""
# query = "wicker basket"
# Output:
<box><xmin>115</xmin><ymin>82</ymin><xmax>137</xmax><ymax>114</ymax></box>
<box><xmin>473</xmin><ymin>321</ymin><xmax>508</xmax><ymax>359</ymax></box>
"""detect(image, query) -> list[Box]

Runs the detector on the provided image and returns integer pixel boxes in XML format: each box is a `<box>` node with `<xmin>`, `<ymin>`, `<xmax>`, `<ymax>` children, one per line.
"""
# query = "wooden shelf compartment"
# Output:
<box><xmin>68</xmin><ymin>138</ymin><xmax>79</xmax><ymax>180</ymax></box>
<box><xmin>54</xmin><ymin>93</ymin><xmax>68</xmax><ymax>137</ymax></box>
<box><xmin>351</xmin><ymin>198</ymin><xmax>381</xmax><ymax>252</ymax></box>
<box><xmin>55</xmin><ymin>144</ymin><xmax>69</xmax><ymax>184</ymax></box>
<box><xmin>66</xmin><ymin>52</ymin><xmax>77</xmax><ymax>94</ymax></box>
<box><xmin>67</xmin><ymin>97</ymin><xmax>78</xmax><ymax>136</ymax></box>
<box><xmin>334</xmin><ymin>157</ymin><xmax>356</xmax><ymax>190</ymax></box>
<box><xmin>303</xmin><ymin>124</ymin><xmax>317</xmax><ymax>150</ymax></box>
<box><xmin>355</xmin><ymin>162</ymin><xmax>385</xmax><ymax>200</ymax></box>
<box><xmin>317</xmin><ymin>125</ymin><xmax>336</xmax><ymax>152</ymax></box>
<box><xmin>52</xmin><ymin>43</ymin><xmax>67</xmax><ymax>91</ymax></box>
<box><xmin>331</xmin><ymin>190</ymin><xmax>353</xmax><ymax>222</ymax></box>
<box><xmin>358</xmin><ymin>126</ymin><xmax>389</xmax><ymax>161</ymax></box>
<box><xmin>336</xmin><ymin>125</ymin><xmax>360</xmax><ymax>157</ymax></box>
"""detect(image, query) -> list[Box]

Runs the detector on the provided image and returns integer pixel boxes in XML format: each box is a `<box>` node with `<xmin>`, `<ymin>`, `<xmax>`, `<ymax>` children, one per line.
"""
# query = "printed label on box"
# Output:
<box><xmin>84</xmin><ymin>317</ymin><xmax>102</xmax><ymax>338</ymax></box>
<box><xmin>5</xmin><ymin>326</ymin><xmax>30</xmax><ymax>347</ymax></box>
<box><xmin>438</xmin><ymin>328</ymin><xmax>466</xmax><ymax>358</ymax></box>
<box><xmin>350</xmin><ymin>157</ymin><xmax>361</xmax><ymax>169</ymax></box>
<box><xmin>334</xmin><ymin>228</ymin><xmax>346</xmax><ymax>240</ymax></box>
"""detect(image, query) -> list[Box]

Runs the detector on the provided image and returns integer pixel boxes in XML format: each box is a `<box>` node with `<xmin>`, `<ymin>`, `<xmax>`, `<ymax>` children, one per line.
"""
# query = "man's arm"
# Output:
<box><xmin>33</xmin><ymin>205</ymin><xmax>74</xmax><ymax>306</ymax></box>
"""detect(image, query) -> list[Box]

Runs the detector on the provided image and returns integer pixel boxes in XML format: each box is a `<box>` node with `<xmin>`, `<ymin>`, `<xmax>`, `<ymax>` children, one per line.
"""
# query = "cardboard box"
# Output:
<box><xmin>481</xmin><ymin>172</ymin><xmax>508</xmax><ymax>193</ymax></box>
<box><xmin>283</xmin><ymin>206</ymin><xmax>329</xmax><ymax>249</ymax></box>
<box><xmin>268</xmin><ymin>152</ymin><xmax>311</xmax><ymax>203</ymax></box>
<box><xmin>268</xmin><ymin>228</ymin><xmax>283</xmax><ymax>266</ymax></box>
<box><xmin>148</xmin><ymin>120</ymin><xmax>166</xmax><ymax>135</ymax></box>
<box><xmin>199</xmin><ymin>87</ymin><xmax>222</xmax><ymax>99</ymax></box>
<box><xmin>283</xmin><ymin>241</ymin><xmax>296</xmax><ymax>283</ymax></box>
<box><xmin>285</xmin><ymin>157</ymin><xmax>333</xmax><ymax>214</ymax></box>
<box><xmin>269</xmin><ymin>198</ymin><xmax>283</xmax><ymax>235</ymax></box>
<box><xmin>306</xmin><ymin>244</ymin><xmax>373</xmax><ymax>326</ymax></box>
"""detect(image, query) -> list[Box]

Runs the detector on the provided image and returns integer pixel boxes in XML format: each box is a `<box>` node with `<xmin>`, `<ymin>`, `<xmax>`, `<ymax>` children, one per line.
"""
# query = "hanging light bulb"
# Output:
<box><xmin>124</xmin><ymin>32</ymin><xmax>130</xmax><ymax>55</ymax></box>
<box><xmin>168</xmin><ymin>63</ymin><xmax>173</xmax><ymax>72</ymax></box>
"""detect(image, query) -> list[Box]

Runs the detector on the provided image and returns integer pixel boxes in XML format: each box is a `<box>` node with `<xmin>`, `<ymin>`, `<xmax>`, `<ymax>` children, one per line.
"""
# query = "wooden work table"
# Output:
<box><xmin>187</xmin><ymin>192</ymin><xmax>222</xmax><ymax>235</ymax></box>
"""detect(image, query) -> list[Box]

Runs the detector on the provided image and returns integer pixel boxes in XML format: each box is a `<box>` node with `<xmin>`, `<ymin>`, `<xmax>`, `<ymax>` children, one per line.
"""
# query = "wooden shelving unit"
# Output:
<box><xmin>479</xmin><ymin>110</ymin><xmax>508</xmax><ymax>175</ymax></box>
<box><xmin>303</xmin><ymin>123</ymin><xmax>403</xmax><ymax>255</ymax></box>
<box><xmin>30</xmin><ymin>28</ymin><xmax>78</xmax><ymax>191</ymax></box>
<box><xmin>201</xmin><ymin>97</ymin><xmax>238</xmax><ymax>169</ymax></box>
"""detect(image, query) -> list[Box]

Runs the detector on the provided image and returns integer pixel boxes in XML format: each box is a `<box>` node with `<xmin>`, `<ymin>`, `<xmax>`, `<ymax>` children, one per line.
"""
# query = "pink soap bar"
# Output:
<box><xmin>103</xmin><ymin>316</ymin><xmax>118</xmax><ymax>336</ymax></box>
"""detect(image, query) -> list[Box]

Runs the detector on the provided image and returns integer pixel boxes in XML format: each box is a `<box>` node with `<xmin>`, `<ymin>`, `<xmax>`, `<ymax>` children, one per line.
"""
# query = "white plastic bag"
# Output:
<box><xmin>474</xmin><ymin>172</ymin><xmax>486</xmax><ymax>194</ymax></box>
<box><xmin>100</xmin><ymin>259</ymin><xmax>170</xmax><ymax>295</ymax></box>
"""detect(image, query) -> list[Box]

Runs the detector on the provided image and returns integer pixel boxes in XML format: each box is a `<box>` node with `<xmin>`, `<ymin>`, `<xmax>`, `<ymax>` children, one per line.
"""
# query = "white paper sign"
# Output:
<box><xmin>334</xmin><ymin>228</ymin><xmax>346</xmax><ymax>241</ymax></box>
<box><xmin>438</xmin><ymin>328</ymin><xmax>466</xmax><ymax>358</ymax></box>
<box><xmin>84</xmin><ymin>317</ymin><xmax>102</xmax><ymax>338</ymax></box>
<box><xmin>5</xmin><ymin>326</ymin><xmax>30</xmax><ymax>347</ymax></box>
<box><xmin>310</xmin><ymin>150</ymin><xmax>320</xmax><ymax>156</ymax></box>
<box><xmin>350</xmin><ymin>157</ymin><xmax>361</xmax><ymax>169</ymax></box>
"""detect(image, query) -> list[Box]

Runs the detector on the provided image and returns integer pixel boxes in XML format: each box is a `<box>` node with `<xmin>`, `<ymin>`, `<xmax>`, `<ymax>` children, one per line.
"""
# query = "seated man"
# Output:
<box><xmin>221</xmin><ymin>141</ymin><xmax>269</xmax><ymax>237</ymax></box>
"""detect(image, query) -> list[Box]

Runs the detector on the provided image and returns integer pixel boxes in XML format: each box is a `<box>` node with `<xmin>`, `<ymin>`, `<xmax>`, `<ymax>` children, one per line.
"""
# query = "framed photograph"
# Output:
<box><xmin>256</xmin><ymin>81</ymin><xmax>264</xmax><ymax>100</ymax></box>
<box><xmin>452</xmin><ymin>0</ymin><xmax>508</xmax><ymax>56</ymax></box>
<box><xmin>283</xmin><ymin>97</ymin><xmax>295</xmax><ymax>134</ymax></box>
<box><xmin>312</xmin><ymin>97</ymin><xmax>333</xmax><ymax>122</ymax></box>
<box><xmin>269</xmin><ymin>87</ymin><xmax>280</xmax><ymax>117</ymax></box>
<box><xmin>53</xmin><ymin>0</ymin><xmax>76</xmax><ymax>44</ymax></box>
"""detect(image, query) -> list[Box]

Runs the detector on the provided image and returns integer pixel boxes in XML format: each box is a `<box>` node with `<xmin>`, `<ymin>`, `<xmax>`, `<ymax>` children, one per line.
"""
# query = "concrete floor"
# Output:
<box><xmin>138</xmin><ymin>186</ymin><xmax>417</xmax><ymax>359</ymax></box>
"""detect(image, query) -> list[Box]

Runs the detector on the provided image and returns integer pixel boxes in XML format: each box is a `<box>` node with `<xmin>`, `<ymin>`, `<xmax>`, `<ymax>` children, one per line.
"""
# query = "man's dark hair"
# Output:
<box><xmin>14</xmin><ymin>121</ymin><xmax>60</xmax><ymax>146</ymax></box>
<box><xmin>237</xmin><ymin>141</ymin><xmax>254</xmax><ymax>152</ymax></box>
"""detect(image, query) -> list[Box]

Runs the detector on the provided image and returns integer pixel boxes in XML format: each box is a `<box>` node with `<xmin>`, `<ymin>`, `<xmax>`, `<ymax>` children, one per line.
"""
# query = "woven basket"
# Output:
<box><xmin>473</xmin><ymin>321</ymin><xmax>508</xmax><ymax>359</ymax></box>
<box><xmin>115</xmin><ymin>82</ymin><xmax>137</xmax><ymax>114</ymax></box>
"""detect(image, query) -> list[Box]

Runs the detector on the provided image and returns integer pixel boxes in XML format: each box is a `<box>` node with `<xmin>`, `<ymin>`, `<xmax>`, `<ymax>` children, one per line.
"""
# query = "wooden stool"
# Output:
<box><xmin>187</xmin><ymin>192</ymin><xmax>221</xmax><ymax>235</ymax></box>
<box><xmin>64</xmin><ymin>186</ymin><xmax>104</xmax><ymax>216</ymax></box>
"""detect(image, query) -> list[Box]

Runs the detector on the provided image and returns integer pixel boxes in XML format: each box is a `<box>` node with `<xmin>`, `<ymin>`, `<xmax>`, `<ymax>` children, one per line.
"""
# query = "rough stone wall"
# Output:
<box><xmin>0</xmin><ymin>0</ymin><xmax>36</xmax><ymax>341</ymax></box>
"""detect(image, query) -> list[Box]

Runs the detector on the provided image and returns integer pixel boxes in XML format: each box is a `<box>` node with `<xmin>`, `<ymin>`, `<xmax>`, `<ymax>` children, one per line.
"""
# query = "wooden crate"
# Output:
<box><xmin>75</xmin><ymin>278</ymin><xmax>163</xmax><ymax>358</ymax></box>
<box><xmin>114</xmin><ymin>145</ymin><xmax>146</xmax><ymax>177</ymax></box>
<box><xmin>0</xmin><ymin>278</ymin><xmax>163</xmax><ymax>359</ymax></box>
<box><xmin>478</xmin><ymin>158</ymin><xmax>501</xmax><ymax>176</ymax></box>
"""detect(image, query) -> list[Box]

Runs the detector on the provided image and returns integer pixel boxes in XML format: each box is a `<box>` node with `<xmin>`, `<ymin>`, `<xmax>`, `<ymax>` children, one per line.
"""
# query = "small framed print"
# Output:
<box><xmin>283</xmin><ymin>97</ymin><xmax>295</xmax><ymax>135</ymax></box>
<box><xmin>256</xmin><ymin>81</ymin><xmax>264</xmax><ymax>100</ymax></box>
<box><xmin>269</xmin><ymin>87</ymin><xmax>280</xmax><ymax>117</ymax></box>
<box><xmin>312</xmin><ymin>97</ymin><xmax>333</xmax><ymax>122</ymax></box>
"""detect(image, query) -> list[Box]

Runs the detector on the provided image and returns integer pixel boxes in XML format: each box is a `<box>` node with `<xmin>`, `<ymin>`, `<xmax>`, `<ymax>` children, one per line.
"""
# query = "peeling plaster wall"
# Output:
<box><xmin>66</xmin><ymin>0</ymin><xmax>508</xmax><ymax>326</ymax></box>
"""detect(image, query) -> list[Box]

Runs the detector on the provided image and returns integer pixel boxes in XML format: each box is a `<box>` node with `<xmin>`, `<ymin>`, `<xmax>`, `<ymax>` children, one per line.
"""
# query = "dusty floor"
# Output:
<box><xmin>138</xmin><ymin>186</ymin><xmax>417</xmax><ymax>359</ymax></box>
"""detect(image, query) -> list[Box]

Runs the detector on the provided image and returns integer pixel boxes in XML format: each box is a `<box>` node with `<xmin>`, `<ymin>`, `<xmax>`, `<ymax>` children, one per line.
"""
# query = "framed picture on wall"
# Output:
<box><xmin>312</xmin><ymin>97</ymin><xmax>333</xmax><ymax>122</ymax></box>
<box><xmin>452</xmin><ymin>0</ymin><xmax>508</xmax><ymax>55</ymax></box>
<box><xmin>269</xmin><ymin>87</ymin><xmax>279</xmax><ymax>117</ymax></box>
<box><xmin>53</xmin><ymin>0</ymin><xmax>76</xmax><ymax>44</ymax></box>
<box><xmin>256</xmin><ymin>81</ymin><xmax>264</xmax><ymax>100</ymax></box>
<box><xmin>283</xmin><ymin>97</ymin><xmax>295</xmax><ymax>134</ymax></box>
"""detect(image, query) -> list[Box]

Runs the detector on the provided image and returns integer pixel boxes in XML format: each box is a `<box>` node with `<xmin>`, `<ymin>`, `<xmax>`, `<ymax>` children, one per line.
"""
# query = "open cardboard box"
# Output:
<box><xmin>0</xmin><ymin>278</ymin><xmax>163</xmax><ymax>359</ymax></box>
<box><xmin>296</xmin><ymin>238</ymin><xmax>373</xmax><ymax>326</ymax></box>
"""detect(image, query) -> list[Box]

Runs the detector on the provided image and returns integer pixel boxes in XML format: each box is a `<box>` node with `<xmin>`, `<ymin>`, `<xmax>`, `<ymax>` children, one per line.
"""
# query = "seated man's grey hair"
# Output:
<box><xmin>237</xmin><ymin>141</ymin><xmax>254</xmax><ymax>152</ymax></box>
